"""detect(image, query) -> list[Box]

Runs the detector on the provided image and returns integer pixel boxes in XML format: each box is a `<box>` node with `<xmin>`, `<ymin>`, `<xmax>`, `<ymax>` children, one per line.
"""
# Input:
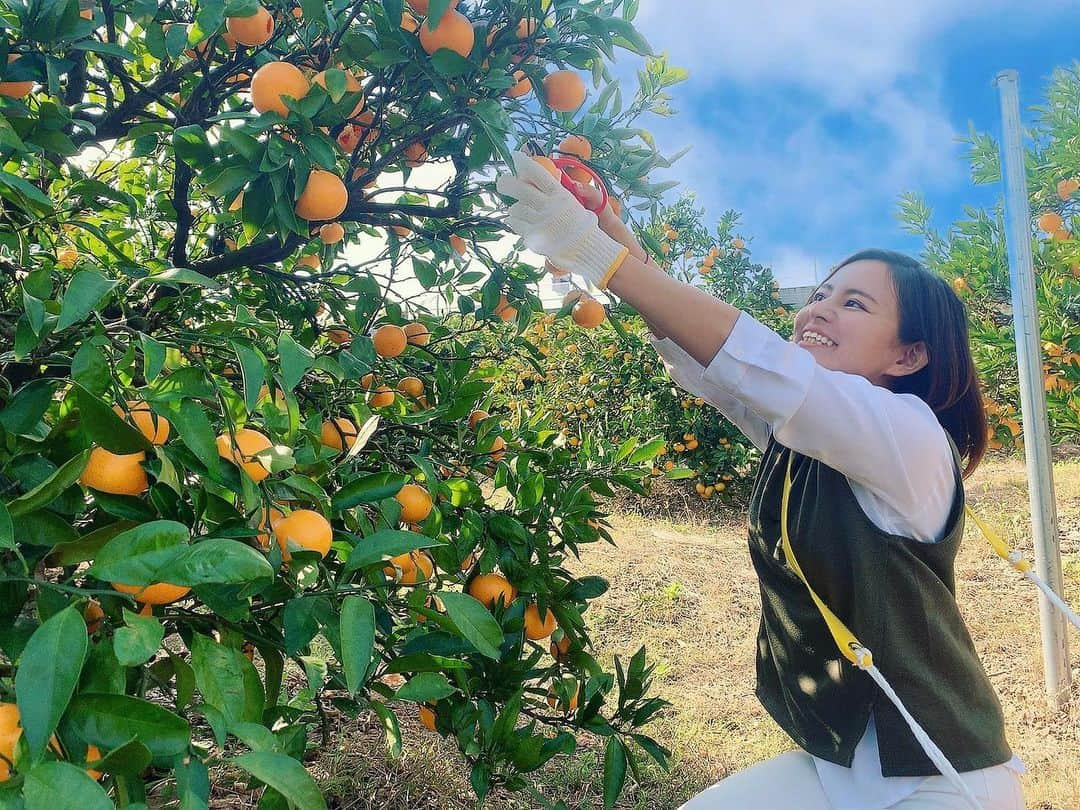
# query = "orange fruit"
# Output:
<box><xmin>337</xmin><ymin>124</ymin><xmax>361</xmax><ymax>153</ymax></box>
<box><xmin>320</xmin><ymin>417</ymin><xmax>358</xmax><ymax>452</ymax></box>
<box><xmin>550</xmin><ymin>634</ymin><xmax>571</xmax><ymax>662</ymax></box>
<box><xmin>487</xmin><ymin>434</ymin><xmax>507</xmax><ymax>462</ymax></box>
<box><xmin>1052</xmin><ymin>227</ymin><xmax>1071</xmax><ymax>242</ymax></box>
<box><xmin>418</xmin><ymin>704</ymin><xmax>437</xmax><ymax>731</ymax></box>
<box><xmin>113</xmin><ymin>399</ymin><xmax>170</xmax><ymax>444</ymax></box>
<box><xmin>372</xmin><ymin>324</ymin><xmax>407</xmax><ymax>357</ymax></box>
<box><xmin>84</xmin><ymin>743</ymin><xmax>103</xmax><ymax>780</ymax></box>
<box><xmin>397</xmin><ymin>376</ymin><xmax>425</xmax><ymax>400</ymax></box>
<box><xmin>369</xmin><ymin>385</ymin><xmax>395</xmax><ymax>408</ymax></box>
<box><xmin>542</xmin><ymin>70</ymin><xmax>586</xmax><ymax>112</ymax></box>
<box><xmin>557</xmin><ymin>134</ymin><xmax>592</xmax><ymax>161</ymax></box>
<box><xmin>1057</xmin><ymin>178</ymin><xmax>1079</xmax><ymax>200</ymax></box>
<box><xmin>731</xmin><ymin>237</ymin><xmax>745</xmax><ymax>250</ymax></box>
<box><xmin>467</xmin><ymin>409</ymin><xmax>488</xmax><ymax>429</ymax></box>
<box><xmin>546</xmin><ymin>682</ymin><xmax>580</xmax><ymax>712</ymax></box>
<box><xmin>327</xmin><ymin>328</ymin><xmax>352</xmax><ymax>345</ymax></box>
<box><xmin>57</xmin><ymin>247</ymin><xmax>79</xmax><ymax>269</ymax></box>
<box><xmin>360</xmin><ymin>372</ymin><xmax>377</xmax><ymax>390</ymax></box>
<box><xmin>1037</xmin><ymin>212</ymin><xmax>1063</xmax><ymax>233</ymax></box>
<box><xmin>505</xmin><ymin>70</ymin><xmax>531</xmax><ymax>98</ymax></box>
<box><xmin>404</xmin><ymin>322</ymin><xmax>430</xmax><ymax>346</ymax></box>
<box><xmin>354</xmin><ymin>110</ymin><xmax>380</xmax><ymax>143</ymax></box>
<box><xmin>0</xmin><ymin>55</ymin><xmax>34</xmax><ymax>99</ymax></box>
<box><xmin>226</xmin><ymin>6</ymin><xmax>274</xmax><ymax>46</ymax></box>
<box><xmin>562</xmin><ymin>289</ymin><xmax>587</xmax><ymax>307</ymax></box>
<box><xmin>396</xmin><ymin>483</ymin><xmax>433</xmax><ymax>523</ymax></box>
<box><xmin>572</xmin><ymin>298</ymin><xmax>605</xmax><ymax>328</ymax></box>
<box><xmin>255</xmin><ymin>506</ymin><xmax>285</xmax><ymax>549</ymax></box>
<box><xmin>0</xmin><ymin>703</ymin><xmax>68</xmax><ymax>780</ymax></box>
<box><xmin>215</xmin><ymin>427</ymin><xmax>273</xmax><ymax>482</ymax></box>
<box><xmin>392</xmin><ymin>223</ymin><xmax>412</xmax><ymax>237</ymax></box>
<box><xmin>83</xmin><ymin>600</ymin><xmax>105</xmax><ymax>634</ymax></box>
<box><xmin>80</xmin><ymin>447</ymin><xmax>149</xmax><ymax>496</ymax></box>
<box><xmin>523</xmin><ymin>603</ymin><xmax>557</xmax><ymax>640</ymax></box>
<box><xmin>273</xmin><ymin>509</ymin><xmax>333</xmax><ymax>560</ymax></box>
<box><xmin>250</xmin><ymin>60</ymin><xmax>309</xmax><ymax>116</ymax></box>
<box><xmin>448</xmin><ymin>234</ymin><xmax>467</xmax><ymax>255</ymax></box>
<box><xmin>294</xmin><ymin>169</ymin><xmax>348</xmax><ymax>221</ymax></box>
<box><xmin>403</xmin><ymin>141</ymin><xmax>428</xmax><ymax>167</ymax></box>
<box><xmin>320</xmin><ymin>222</ymin><xmax>345</xmax><ymax>244</ymax></box>
<box><xmin>418</xmin><ymin>9</ymin><xmax>474</xmax><ymax>58</ymax></box>
<box><xmin>312</xmin><ymin>69</ymin><xmax>364</xmax><ymax>117</ymax></box>
<box><xmin>467</xmin><ymin>572</ymin><xmax>517</xmax><ymax>609</ymax></box>
<box><xmin>112</xmin><ymin>581</ymin><xmax>190</xmax><ymax>605</ymax></box>
<box><xmin>494</xmin><ymin>293</ymin><xmax>517</xmax><ymax>322</ymax></box>
<box><xmin>382</xmin><ymin>550</ymin><xmax>433</xmax><ymax>584</ymax></box>
<box><xmin>400</xmin><ymin>11</ymin><xmax>420</xmax><ymax>32</ymax></box>
<box><xmin>296</xmin><ymin>253</ymin><xmax>320</xmax><ymax>270</ymax></box>
<box><xmin>531</xmin><ymin>155</ymin><xmax>561</xmax><ymax>179</ymax></box>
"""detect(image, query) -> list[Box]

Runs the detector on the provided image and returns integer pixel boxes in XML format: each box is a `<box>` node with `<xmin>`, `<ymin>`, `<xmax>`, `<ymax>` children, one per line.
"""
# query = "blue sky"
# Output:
<box><xmin>611</xmin><ymin>1</ymin><xmax>1080</xmax><ymax>287</ymax></box>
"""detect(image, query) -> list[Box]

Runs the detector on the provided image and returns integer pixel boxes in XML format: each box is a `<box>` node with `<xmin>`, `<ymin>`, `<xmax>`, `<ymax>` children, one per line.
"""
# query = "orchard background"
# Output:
<box><xmin>0</xmin><ymin>0</ymin><xmax>1076</xmax><ymax>807</ymax></box>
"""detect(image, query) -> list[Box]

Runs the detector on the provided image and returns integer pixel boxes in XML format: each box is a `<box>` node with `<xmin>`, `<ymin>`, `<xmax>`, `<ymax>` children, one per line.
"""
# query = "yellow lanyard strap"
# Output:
<box><xmin>778</xmin><ymin>448</ymin><xmax>985</xmax><ymax>810</ymax></box>
<box><xmin>779</xmin><ymin>450</ymin><xmax>869</xmax><ymax>667</ymax></box>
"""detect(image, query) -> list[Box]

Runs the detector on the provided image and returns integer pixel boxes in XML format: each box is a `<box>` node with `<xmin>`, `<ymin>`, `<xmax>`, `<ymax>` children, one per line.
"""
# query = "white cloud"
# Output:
<box><xmin>615</xmin><ymin>1</ymin><xmax>1031</xmax><ymax>284</ymax></box>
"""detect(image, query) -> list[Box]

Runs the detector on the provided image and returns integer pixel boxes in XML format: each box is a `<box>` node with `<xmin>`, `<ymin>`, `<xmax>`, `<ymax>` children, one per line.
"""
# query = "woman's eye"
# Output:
<box><xmin>845</xmin><ymin>299</ymin><xmax>864</xmax><ymax>309</ymax></box>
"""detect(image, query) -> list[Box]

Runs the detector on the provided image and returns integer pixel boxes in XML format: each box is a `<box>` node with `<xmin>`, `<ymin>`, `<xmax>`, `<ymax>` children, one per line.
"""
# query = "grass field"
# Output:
<box><xmin>213</xmin><ymin>455</ymin><xmax>1079</xmax><ymax>809</ymax></box>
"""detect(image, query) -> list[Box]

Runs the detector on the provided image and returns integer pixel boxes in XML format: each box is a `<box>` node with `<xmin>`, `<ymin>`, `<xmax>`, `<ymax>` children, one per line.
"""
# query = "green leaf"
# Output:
<box><xmin>283</xmin><ymin>596</ymin><xmax>328</xmax><ymax>656</ymax></box>
<box><xmin>190</xmin><ymin>633</ymin><xmax>264</xmax><ymax>725</ymax></box>
<box><xmin>231</xmin><ymin>752</ymin><xmax>327</xmax><ymax>810</ymax></box>
<box><xmin>6</xmin><ymin>450</ymin><xmax>89</xmax><ymax>518</ymax></box>
<box><xmin>277</xmin><ymin>333</ymin><xmax>314</xmax><ymax>391</ymax></box>
<box><xmin>15</xmin><ymin>607</ymin><xmax>87</xmax><ymax>761</ymax></box>
<box><xmin>85</xmin><ymin>520</ymin><xmax>189</xmax><ymax>585</ymax></box>
<box><xmin>436</xmin><ymin>591</ymin><xmax>504</xmax><ymax>660</ymax></box>
<box><xmin>331</xmin><ymin>471</ymin><xmax>408</xmax><ymax>510</ymax></box>
<box><xmin>83</xmin><ymin>737</ymin><xmax>153</xmax><ymax>775</ymax></box>
<box><xmin>339</xmin><ymin>596</ymin><xmax>375</xmax><ymax>695</ymax></box>
<box><xmin>0</xmin><ymin>380</ymin><xmax>57</xmax><ymax>435</ymax></box>
<box><xmin>0</xmin><ymin>170</ymin><xmax>55</xmax><ymax>216</ymax></box>
<box><xmin>63</xmin><ymin>694</ymin><xmax>191</xmax><ymax>763</ymax></box>
<box><xmin>169</xmin><ymin>539</ymin><xmax>274</xmax><ymax>586</ymax></box>
<box><xmin>172</xmin><ymin>125</ymin><xmax>214</xmax><ymax>166</ymax></box>
<box><xmin>429</xmin><ymin>48</ymin><xmax>473</xmax><ymax>77</ymax></box>
<box><xmin>113</xmin><ymin>608</ymin><xmax>165</xmax><ymax>667</ymax></box>
<box><xmin>232</xmin><ymin>341</ymin><xmax>266</xmax><ymax>412</ymax></box>
<box><xmin>603</xmin><ymin>736</ymin><xmax>628</xmax><ymax>809</ymax></box>
<box><xmin>57</xmin><ymin>271</ymin><xmax>117</xmax><ymax>331</ymax></box>
<box><xmin>171</xmin><ymin>398</ymin><xmax>222</xmax><ymax>476</ymax></box>
<box><xmin>139</xmin><ymin>267</ymin><xmax>221</xmax><ymax>289</ymax></box>
<box><xmin>140</xmin><ymin>334</ymin><xmax>166</xmax><ymax>383</ymax></box>
<box><xmin>23</xmin><ymin>762</ymin><xmax>113</xmax><ymax>810</ymax></box>
<box><xmin>75</xmin><ymin>385</ymin><xmax>153</xmax><ymax>453</ymax></box>
<box><xmin>340</xmin><ymin>529</ymin><xmax>430</xmax><ymax>575</ymax></box>
<box><xmin>71</xmin><ymin>341</ymin><xmax>110</xmax><ymax>395</ymax></box>
<box><xmin>368</xmin><ymin>699</ymin><xmax>402</xmax><ymax>758</ymax></box>
<box><xmin>394</xmin><ymin>672</ymin><xmax>455</xmax><ymax>703</ymax></box>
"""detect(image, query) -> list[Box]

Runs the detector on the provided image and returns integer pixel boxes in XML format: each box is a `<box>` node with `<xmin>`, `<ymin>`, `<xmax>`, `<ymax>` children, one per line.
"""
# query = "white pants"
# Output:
<box><xmin>678</xmin><ymin>751</ymin><xmax>1026</xmax><ymax>810</ymax></box>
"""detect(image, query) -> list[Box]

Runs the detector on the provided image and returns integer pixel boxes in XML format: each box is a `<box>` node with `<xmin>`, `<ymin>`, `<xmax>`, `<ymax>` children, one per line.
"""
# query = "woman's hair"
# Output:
<box><xmin>812</xmin><ymin>248</ymin><xmax>988</xmax><ymax>479</ymax></box>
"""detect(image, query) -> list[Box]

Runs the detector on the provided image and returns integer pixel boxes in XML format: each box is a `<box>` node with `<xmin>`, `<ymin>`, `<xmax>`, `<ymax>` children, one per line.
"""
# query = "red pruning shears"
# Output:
<box><xmin>523</xmin><ymin>141</ymin><xmax>609</xmax><ymax>213</ymax></box>
<box><xmin>549</xmin><ymin>155</ymin><xmax>609</xmax><ymax>214</ymax></box>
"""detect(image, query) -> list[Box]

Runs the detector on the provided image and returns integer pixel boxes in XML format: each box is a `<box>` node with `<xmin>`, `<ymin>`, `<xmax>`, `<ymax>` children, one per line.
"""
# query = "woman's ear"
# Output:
<box><xmin>892</xmin><ymin>341</ymin><xmax>929</xmax><ymax>377</ymax></box>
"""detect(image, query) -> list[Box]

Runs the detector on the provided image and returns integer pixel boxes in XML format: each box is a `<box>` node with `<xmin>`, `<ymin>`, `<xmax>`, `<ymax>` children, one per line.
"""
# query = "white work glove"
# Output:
<box><xmin>495</xmin><ymin>151</ymin><xmax>629</xmax><ymax>290</ymax></box>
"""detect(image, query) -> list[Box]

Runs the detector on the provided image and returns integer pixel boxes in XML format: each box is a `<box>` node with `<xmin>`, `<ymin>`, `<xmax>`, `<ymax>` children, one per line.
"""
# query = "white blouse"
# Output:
<box><xmin>647</xmin><ymin>311</ymin><xmax>1024</xmax><ymax>809</ymax></box>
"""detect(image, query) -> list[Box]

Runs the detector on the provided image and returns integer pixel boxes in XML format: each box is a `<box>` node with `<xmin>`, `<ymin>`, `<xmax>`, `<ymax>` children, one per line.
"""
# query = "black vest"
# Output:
<box><xmin>749</xmin><ymin>436</ymin><xmax>1013</xmax><ymax>776</ymax></box>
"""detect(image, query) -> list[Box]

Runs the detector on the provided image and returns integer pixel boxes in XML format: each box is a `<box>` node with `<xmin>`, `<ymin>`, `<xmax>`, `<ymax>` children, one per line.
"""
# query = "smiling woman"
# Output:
<box><xmin>496</xmin><ymin>152</ymin><xmax>1021</xmax><ymax>810</ymax></box>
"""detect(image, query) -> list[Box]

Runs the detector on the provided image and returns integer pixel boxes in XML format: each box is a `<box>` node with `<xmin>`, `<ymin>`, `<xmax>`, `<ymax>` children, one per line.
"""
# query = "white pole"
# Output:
<box><xmin>994</xmin><ymin>69</ymin><xmax>1071</xmax><ymax>709</ymax></box>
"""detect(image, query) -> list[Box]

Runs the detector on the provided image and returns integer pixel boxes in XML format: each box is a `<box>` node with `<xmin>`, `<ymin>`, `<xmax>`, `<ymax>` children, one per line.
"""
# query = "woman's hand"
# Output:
<box><xmin>496</xmin><ymin>152</ymin><xmax>629</xmax><ymax>290</ymax></box>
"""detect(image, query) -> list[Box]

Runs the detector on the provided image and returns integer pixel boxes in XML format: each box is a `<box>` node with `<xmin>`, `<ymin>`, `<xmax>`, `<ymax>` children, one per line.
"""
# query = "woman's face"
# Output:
<box><xmin>792</xmin><ymin>259</ymin><xmax>928</xmax><ymax>387</ymax></box>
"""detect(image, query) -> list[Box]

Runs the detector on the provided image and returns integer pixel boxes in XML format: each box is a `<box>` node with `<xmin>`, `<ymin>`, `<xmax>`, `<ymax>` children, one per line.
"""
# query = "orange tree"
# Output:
<box><xmin>0</xmin><ymin>0</ymin><xmax>684</xmax><ymax>806</ymax></box>
<box><xmin>898</xmin><ymin>65</ymin><xmax>1080</xmax><ymax>451</ymax></box>
<box><xmin>485</xmin><ymin>195</ymin><xmax>787</xmax><ymax>505</ymax></box>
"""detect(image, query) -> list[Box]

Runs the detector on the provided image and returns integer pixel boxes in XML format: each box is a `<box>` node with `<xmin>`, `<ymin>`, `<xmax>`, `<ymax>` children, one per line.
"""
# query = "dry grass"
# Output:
<box><xmin>210</xmin><ymin>456</ymin><xmax>1080</xmax><ymax>810</ymax></box>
